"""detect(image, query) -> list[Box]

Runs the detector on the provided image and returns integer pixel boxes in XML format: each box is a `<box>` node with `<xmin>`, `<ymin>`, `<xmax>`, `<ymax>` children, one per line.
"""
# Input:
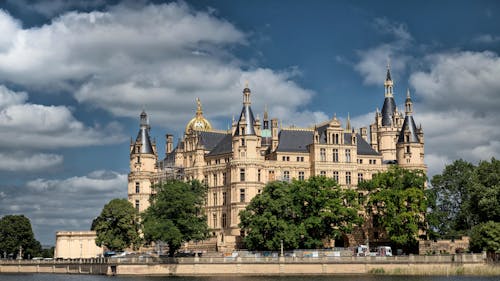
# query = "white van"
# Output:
<box><xmin>377</xmin><ymin>246</ymin><xmax>392</xmax><ymax>256</ymax></box>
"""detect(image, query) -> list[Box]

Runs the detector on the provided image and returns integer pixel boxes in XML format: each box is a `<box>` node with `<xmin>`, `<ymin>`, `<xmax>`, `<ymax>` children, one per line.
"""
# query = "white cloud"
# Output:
<box><xmin>0</xmin><ymin>2</ymin><xmax>323</xmax><ymax>132</ymax></box>
<box><xmin>0</xmin><ymin>85</ymin><xmax>125</xmax><ymax>149</ymax></box>
<box><xmin>355</xmin><ymin>18</ymin><xmax>413</xmax><ymax>85</ymax></box>
<box><xmin>7</xmin><ymin>0</ymin><xmax>107</xmax><ymax>18</ymax></box>
<box><xmin>0</xmin><ymin>170</ymin><xmax>127</xmax><ymax>244</ymax></box>
<box><xmin>409</xmin><ymin>51</ymin><xmax>500</xmax><ymax>175</ymax></box>
<box><xmin>0</xmin><ymin>152</ymin><xmax>63</xmax><ymax>171</ymax></box>
<box><xmin>473</xmin><ymin>34</ymin><xmax>500</xmax><ymax>44</ymax></box>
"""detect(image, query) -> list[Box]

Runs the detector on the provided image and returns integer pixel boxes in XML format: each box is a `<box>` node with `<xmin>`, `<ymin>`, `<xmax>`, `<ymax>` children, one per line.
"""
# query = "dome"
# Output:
<box><xmin>185</xmin><ymin>98</ymin><xmax>212</xmax><ymax>133</ymax></box>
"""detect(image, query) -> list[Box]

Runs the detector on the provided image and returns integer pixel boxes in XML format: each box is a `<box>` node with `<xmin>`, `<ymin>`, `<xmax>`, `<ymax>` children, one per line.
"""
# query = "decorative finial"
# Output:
<box><xmin>245</xmin><ymin>80</ymin><xmax>249</xmax><ymax>88</ymax></box>
<box><xmin>333</xmin><ymin>113</ymin><xmax>337</xmax><ymax>120</ymax></box>
<box><xmin>346</xmin><ymin>112</ymin><xmax>351</xmax><ymax>130</ymax></box>
<box><xmin>406</xmin><ymin>88</ymin><xmax>411</xmax><ymax>98</ymax></box>
<box><xmin>196</xmin><ymin>97</ymin><xmax>203</xmax><ymax>116</ymax></box>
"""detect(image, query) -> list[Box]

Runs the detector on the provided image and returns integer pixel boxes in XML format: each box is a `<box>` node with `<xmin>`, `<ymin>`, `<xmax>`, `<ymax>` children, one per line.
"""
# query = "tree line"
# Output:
<box><xmin>94</xmin><ymin>158</ymin><xmax>499</xmax><ymax>255</ymax></box>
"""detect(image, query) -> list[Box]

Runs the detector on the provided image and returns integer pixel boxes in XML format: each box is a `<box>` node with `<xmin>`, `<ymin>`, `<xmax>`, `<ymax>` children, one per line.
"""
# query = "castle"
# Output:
<box><xmin>127</xmin><ymin>66</ymin><xmax>426</xmax><ymax>251</ymax></box>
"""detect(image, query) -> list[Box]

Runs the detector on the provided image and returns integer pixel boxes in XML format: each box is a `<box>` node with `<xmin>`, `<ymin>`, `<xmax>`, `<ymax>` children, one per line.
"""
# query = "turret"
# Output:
<box><xmin>128</xmin><ymin>110</ymin><xmax>158</xmax><ymax>213</ymax></box>
<box><xmin>396</xmin><ymin>89</ymin><xmax>426</xmax><ymax>171</ymax></box>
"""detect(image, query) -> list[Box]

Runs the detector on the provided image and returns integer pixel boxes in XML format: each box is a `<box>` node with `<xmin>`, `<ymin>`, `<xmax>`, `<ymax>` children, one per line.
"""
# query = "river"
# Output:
<box><xmin>0</xmin><ymin>275</ymin><xmax>498</xmax><ymax>281</ymax></box>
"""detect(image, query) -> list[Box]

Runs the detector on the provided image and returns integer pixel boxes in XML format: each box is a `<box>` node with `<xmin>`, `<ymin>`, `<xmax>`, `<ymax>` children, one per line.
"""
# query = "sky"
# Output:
<box><xmin>0</xmin><ymin>0</ymin><xmax>499</xmax><ymax>246</ymax></box>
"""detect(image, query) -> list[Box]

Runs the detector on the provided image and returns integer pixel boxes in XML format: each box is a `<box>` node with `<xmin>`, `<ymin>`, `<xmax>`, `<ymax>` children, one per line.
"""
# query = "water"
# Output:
<box><xmin>0</xmin><ymin>275</ymin><xmax>498</xmax><ymax>281</ymax></box>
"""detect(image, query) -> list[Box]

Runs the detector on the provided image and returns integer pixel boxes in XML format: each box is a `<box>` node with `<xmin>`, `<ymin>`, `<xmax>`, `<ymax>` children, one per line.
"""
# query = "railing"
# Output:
<box><xmin>0</xmin><ymin>253</ymin><xmax>486</xmax><ymax>265</ymax></box>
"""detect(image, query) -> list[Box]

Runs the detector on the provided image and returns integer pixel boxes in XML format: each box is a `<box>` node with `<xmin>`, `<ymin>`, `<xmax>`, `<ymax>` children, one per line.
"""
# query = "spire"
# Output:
<box><xmin>136</xmin><ymin>110</ymin><xmax>154</xmax><ymax>154</ymax></box>
<box><xmin>405</xmin><ymin>88</ymin><xmax>413</xmax><ymax>116</ymax></box>
<box><xmin>346</xmin><ymin>112</ymin><xmax>352</xmax><ymax>131</ymax></box>
<box><xmin>263</xmin><ymin>104</ymin><xmax>269</xmax><ymax>120</ymax></box>
<box><xmin>385</xmin><ymin>60</ymin><xmax>392</xmax><ymax>82</ymax></box>
<box><xmin>196</xmin><ymin>97</ymin><xmax>203</xmax><ymax>117</ymax></box>
<box><xmin>234</xmin><ymin>84</ymin><xmax>256</xmax><ymax>136</ymax></box>
<box><xmin>381</xmin><ymin>63</ymin><xmax>396</xmax><ymax>126</ymax></box>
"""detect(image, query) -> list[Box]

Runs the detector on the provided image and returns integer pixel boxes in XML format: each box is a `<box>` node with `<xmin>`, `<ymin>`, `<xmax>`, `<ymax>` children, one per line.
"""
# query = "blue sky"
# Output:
<box><xmin>0</xmin><ymin>0</ymin><xmax>499</xmax><ymax>245</ymax></box>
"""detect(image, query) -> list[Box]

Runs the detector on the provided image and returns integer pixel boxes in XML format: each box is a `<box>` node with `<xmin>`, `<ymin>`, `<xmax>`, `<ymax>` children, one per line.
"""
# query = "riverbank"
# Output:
<box><xmin>1</xmin><ymin>254</ymin><xmax>498</xmax><ymax>276</ymax></box>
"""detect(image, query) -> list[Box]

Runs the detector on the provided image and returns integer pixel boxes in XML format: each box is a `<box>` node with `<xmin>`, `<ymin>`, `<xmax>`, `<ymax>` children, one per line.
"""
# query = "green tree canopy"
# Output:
<box><xmin>0</xmin><ymin>215</ymin><xmax>41</xmax><ymax>259</ymax></box>
<box><xmin>358</xmin><ymin>167</ymin><xmax>427</xmax><ymax>253</ymax></box>
<box><xmin>142</xmin><ymin>180</ymin><xmax>209</xmax><ymax>257</ymax></box>
<box><xmin>469</xmin><ymin>221</ymin><xmax>500</xmax><ymax>253</ymax></box>
<box><xmin>428</xmin><ymin>159</ymin><xmax>476</xmax><ymax>237</ymax></box>
<box><xmin>428</xmin><ymin>157</ymin><xmax>500</xmax><ymax>242</ymax></box>
<box><xmin>239</xmin><ymin>176</ymin><xmax>363</xmax><ymax>251</ymax></box>
<box><xmin>93</xmin><ymin>198</ymin><xmax>141</xmax><ymax>251</ymax></box>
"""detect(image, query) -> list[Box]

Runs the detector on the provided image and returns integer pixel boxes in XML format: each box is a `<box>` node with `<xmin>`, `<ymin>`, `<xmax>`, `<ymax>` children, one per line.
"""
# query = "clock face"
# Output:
<box><xmin>194</xmin><ymin>120</ymin><xmax>204</xmax><ymax>128</ymax></box>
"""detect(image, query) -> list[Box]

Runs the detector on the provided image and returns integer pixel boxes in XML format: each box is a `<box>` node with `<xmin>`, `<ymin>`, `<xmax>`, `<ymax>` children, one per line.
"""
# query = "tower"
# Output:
<box><xmin>371</xmin><ymin>63</ymin><xmax>404</xmax><ymax>161</ymax></box>
<box><xmin>396</xmin><ymin>89</ymin><xmax>426</xmax><ymax>170</ymax></box>
<box><xmin>128</xmin><ymin>110</ymin><xmax>158</xmax><ymax>213</ymax></box>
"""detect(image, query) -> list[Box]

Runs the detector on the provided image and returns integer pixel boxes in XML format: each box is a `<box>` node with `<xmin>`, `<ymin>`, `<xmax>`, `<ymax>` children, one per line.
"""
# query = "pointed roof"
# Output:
<box><xmin>135</xmin><ymin>110</ymin><xmax>154</xmax><ymax>154</ymax></box>
<box><xmin>386</xmin><ymin>65</ymin><xmax>392</xmax><ymax>81</ymax></box>
<box><xmin>397</xmin><ymin>115</ymin><xmax>420</xmax><ymax>143</ymax></box>
<box><xmin>234</xmin><ymin>85</ymin><xmax>256</xmax><ymax>136</ymax></box>
<box><xmin>381</xmin><ymin>96</ymin><xmax>396</xmax><ymax>126</ymax></box>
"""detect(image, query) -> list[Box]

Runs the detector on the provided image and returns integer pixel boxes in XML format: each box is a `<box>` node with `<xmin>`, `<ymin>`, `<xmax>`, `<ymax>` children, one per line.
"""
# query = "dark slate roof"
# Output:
<box><xmin>397</xmin><ymin>115</ymin><xmax>420</xmax><ymax>143</ymax></box>
<box><xmin>234</xmin><ymin>104</ymin><xmax>256</xmax><ymax>136</ymax></box>
<box><xmin>135</xmin><ymin>127</ymin><xmax>154</xmax><ymax>154</ymax></box>
<box><xmin>386</xmin><ymin>67</ymin><xmax>392</xmax><ymax>81</ymax></box>
<box><xmin>206</xmin><ymin>133</ymin><xmax>232</xmax><ymax>156</ymax></box>
<box><xmin>276</xmin><ymin>130</ymin><xmax>313</xmax><ymax>152</ymax></box>
<box><xmin>381</xmin><ymin>97</ymin><xmax>396</xmax><ymax>127</ymax></box>
<box><xmin>197</xmin><ymin>131</ymin><xmax>227</xmax><ymax>151</ymax></box>
<box><xmin>351</xmin><ymin>133</ymin><xmax>380</xmax><ymax>156</ymax></box>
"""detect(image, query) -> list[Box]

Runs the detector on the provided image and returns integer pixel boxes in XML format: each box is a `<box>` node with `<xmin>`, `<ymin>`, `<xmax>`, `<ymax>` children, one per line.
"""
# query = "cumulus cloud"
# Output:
<box><xmin>0</xmin><ymin>2</ymin><xmax>322</xmax><ymax>132</ymax></box>
<box><xmin>0</xmin><ymin>170</ymin><xmax>127</xmax><ymax>244</ymax></box>
<box><xmin>355</xmin><ymin>18</ymin><xmax>413</xmax><ymax>85</ymax></box>
<box><xmin>0</xmin><ymin>85</ymin><xmax>125</xmax><ymax>149</ymax></box>
<box><xmin>409</xmin><ymin>51</ymin><xmax>500</xmax><ymax>173</ymax></box>
<box><xmin>473</xmin><ymin>34</ymin><xmax>500</xmax><ymax>44</ymax></box>
<box><xmin>0</xmin><ymin>152</ymin><xmax>63</xmax><ymax>171</ymax></box>
<box><xmin>354</xmin><ymin>19</ymin><xmax>500</xmax><ymax>176</ymax></box>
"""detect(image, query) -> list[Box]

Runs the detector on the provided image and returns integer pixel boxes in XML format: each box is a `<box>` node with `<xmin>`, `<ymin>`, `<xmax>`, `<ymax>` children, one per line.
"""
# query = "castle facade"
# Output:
<box><xmin>128</xmin><ymin>66</ymin><xmax>426</xmax><ymax>251</ymax></box>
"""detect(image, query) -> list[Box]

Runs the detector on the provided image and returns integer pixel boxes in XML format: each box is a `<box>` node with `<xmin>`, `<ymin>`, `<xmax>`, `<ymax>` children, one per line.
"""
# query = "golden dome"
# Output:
<box><xmin>185</xmin><ymin>98</ymin><xmax>212</xmax><ymax>133</ymax></box>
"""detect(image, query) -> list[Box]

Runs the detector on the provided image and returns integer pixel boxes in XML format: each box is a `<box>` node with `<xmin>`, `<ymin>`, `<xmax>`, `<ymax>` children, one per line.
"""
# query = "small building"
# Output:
<box><xmin>54</xmin><ymin>231</ymin><xmax>103</xmax><ymax>259</ymax></box>
<box><xmin>419</xmin><ymin>237</ymin><xmax>470</xmax><ymax>255</ymax></box>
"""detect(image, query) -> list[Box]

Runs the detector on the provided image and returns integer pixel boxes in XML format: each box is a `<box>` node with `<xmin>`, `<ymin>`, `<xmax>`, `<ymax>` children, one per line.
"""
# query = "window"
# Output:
<box><xmin>137</xmin><ymin>156</ymin><xmax>140</xmax><ymax>163</ymax></box>
<box><xmin>223</xmin><ymin>172</ymin><xmax>227</xmax><ymax>185</ymax></box>
<box><xmin>240</xmin><ymin>168</ymin><xmax>245</xmax><ymax>182</ymax></box>
<box><xmin>345</xmin><ymin>149</ymin><xmax>351</xmax><ymax>163</ymax></box>
<box><xmin>320</xmin><ymin>171</ymin><xmax>326</xmax><ymax>176</ymax></box>
<box><xmin>406</xmin><ymin>146</ymin><xmax>410</xmax><ymax>153</ymax></box>
<box><xmin>135</xmin><ymin>200</ymin><xmax>140</xmax><ymax>211</ymax></box>
<box><xmin>258</xmin><ymin>169</ymin><xmax>261</xmax><ymax>182</ymax></box>
<box><xmin>269</xmin><ymin>170</ymin><xmax>275</xmax><ymax>181</ymax></box>
<box><xmin>283</xmin><ymin>171</ymin><xmax>290</xmax><ymax>182</ymax></box>
<box><xmin>296</xmin><ymin>156</ymin><xmax>304</xmax><ymax>162</ymax></box>
<box><xmin>222</xmin><ymin>213</ymin><xmax>227</xmax><ymax>228</ymax></box>
<box><xmin>282</xmin><ymin>156</ymin><xmax>290</xmax><ymax>161</ymax></box>
<box><xmin>320</xmin><ymin>148</ymin><xmax>326</xmax><ymax>161</ymax></box>
<box><xmin>213</xmin><ymin>192</ymin><xmax>217</xmax><ymax>206</ymax></box>
<box><xmin>346</xmin><ymin>171</ymin><xmax>351</xmax><ymax>185</ymax></box>
<box><xmin>240</xmin><ymin>189</ymin><xmax>245</xmax><ymax>202</ymax></box>
<box><xmin>135</xmin><ymin>182</ymin><xmax>140</xmax><ymax>194</ymax></box>
<box><xmin>213</xmin><ymin>174</ymin><xmax>218</xmax><ymax>186</ymax></box>
<box><xmin>298</xmin><ymin>171</ymin><xmax>305</xmax><ymax>181</ymax></box>
<box><xmin>222</xmin><ymin>192</ymin><xmax>227</xmax><ymax>205</ymax></box>
<box><xmin>358</xmin><ymin>173</ymin><xmax>364</xmax><ymax>183</ymax></box>
<box><xmin>358</xmin><ymin>159</ymin><xmax>363</xmax><ymax>164</ymax></box>
<box><xmin>333</xmin><ymin>149</ymin><xmax>339</xmax><ymax>162</ymax></box>
<box><xmin>241</xmin><ymin>139</ymin><xmax>245</xmax><ymax>146</ymax></box>
<box><xmin>333</xmin><ymin>171</ymin><xmax>339</xmax><ymax>182</ymax></box>
<box><xmin>203</xmin><ymin>175</ymin><xmax>208</xmax><ymax>185</ymax></box>
<box><xmin>334</xmin><ymin>134</ymin><xmax>339</xmax><ymax>144</ymax></box>
<box><xmin>212</xmin><ymin>213</ymin><xmax>217</xmax><ymax>228</ymax></box>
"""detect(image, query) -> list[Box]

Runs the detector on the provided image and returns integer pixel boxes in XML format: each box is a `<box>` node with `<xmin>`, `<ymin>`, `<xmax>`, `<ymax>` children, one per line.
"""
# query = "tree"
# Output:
<box><xmin>429</xmin><ymin>159</ymin><xmax>476</xmax><ymax>237</ymax></box>
<box><xmin>142</xmin><ymin>180</ymin><xmax>209</xmax><ymax>257</ymax></box>
<box><xmin>0</xmin><ymin>215</ymin><xmax>41</xmax><ymax>259</ymax></box>
<box><xmin>93</xmin><ymin>198</ymin><xmax>141</xmax><ymax>251</ymax></box>
<box><xmin>469</xmin><ymin>221</ymin><xmax>500</xmax><ymax>253</ymax></box>
<box><xmin>359</xmin><ymin>167</ymin><xmax>427</xmax><ymax>253</ymax></box>
<box><xmin>239</xmin><ymin>176</ymin><xmax>363</xmax><ymax>251</ymax></box>
<box><xmin>428</xmin><ymin>158</ymin><xmax>500</xmax><ymax>240</ymax></box>
<box><xmin>469</xmin><ymin>158</ymin><xmax>500</xmax><ymax>224</ymax></box>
